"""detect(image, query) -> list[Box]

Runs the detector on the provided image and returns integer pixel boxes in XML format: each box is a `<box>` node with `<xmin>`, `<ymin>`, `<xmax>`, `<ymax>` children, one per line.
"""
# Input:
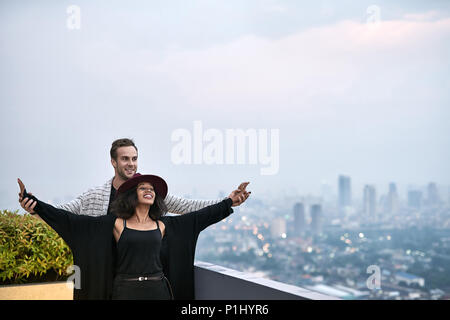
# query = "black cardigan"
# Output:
<box><xmin>28</xmin><ymin>194</ymin><xmax>234</xmax><ymax>300</ymax></box>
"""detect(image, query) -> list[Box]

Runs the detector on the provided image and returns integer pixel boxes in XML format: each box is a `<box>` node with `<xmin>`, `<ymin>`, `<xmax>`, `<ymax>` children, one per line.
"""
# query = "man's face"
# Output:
<box><xmin>111</xmin><ymin>146</ymin><xmax>138</xmax><ymax>181</ymax></box>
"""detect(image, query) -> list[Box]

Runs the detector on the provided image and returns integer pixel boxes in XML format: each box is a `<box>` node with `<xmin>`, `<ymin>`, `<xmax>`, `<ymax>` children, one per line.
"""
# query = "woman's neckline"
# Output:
<box><xmin>124</xmin><ymin>226</ymin><xmax>159</xmax><ymax>232</ymax></box>
<box><xmin>124</xmin><ymin>217</ymin><xmax>159</xmax><ymax>232</ymax></box>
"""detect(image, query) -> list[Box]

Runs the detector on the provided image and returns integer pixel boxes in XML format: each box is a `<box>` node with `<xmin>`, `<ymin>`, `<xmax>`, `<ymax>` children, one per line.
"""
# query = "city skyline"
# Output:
<box><xmin>4</xmin><ymin>172</ymin><xmax>449</xmax><ymax>213</ymax></box>
<box><xmin>196</xmin><ymin>173</ymin><xmax>450</xmax><ymax>300</ymax></box>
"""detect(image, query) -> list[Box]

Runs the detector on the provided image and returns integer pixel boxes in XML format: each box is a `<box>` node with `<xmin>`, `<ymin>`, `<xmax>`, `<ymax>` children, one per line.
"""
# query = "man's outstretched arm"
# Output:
<box><xmin>164</xmin><ymin>182</ymin><xmax>250</xmax><ymax>214</ymax></box>
<box><xmin>56</xmin><ymin>195</ymin><xmax>83</xmax><ymax>215</ymax></box>
<box><xmin>164</xmin><ymin>194</ymin><xmax>224</xmax><ymax>214</ymax></box>
<box><xmin>20</xmin><ymin>188</ymin><xmax>84</xmax><ymax>216</ymax></box>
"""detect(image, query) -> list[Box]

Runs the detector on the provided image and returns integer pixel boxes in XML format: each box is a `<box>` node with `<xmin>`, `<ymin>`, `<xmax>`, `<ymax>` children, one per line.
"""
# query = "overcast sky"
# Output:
<box><xmin>1</xmin><ymin>0</ymin><xmax>449</xmax><ymax>211</ymax></box>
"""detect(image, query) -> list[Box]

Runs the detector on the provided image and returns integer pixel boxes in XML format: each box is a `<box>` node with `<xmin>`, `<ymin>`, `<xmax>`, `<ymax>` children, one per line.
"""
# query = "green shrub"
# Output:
<box><xmin>0</xmin><ymin>210</ymin><xmax>73</xmax><ymax>284</ymax></box>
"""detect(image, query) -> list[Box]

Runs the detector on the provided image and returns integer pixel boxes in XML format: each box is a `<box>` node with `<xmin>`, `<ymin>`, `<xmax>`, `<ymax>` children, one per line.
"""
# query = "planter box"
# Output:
<box><xmin>0</xmin><ymin>281</ymin><xmax>73</xmax><ymax>300</ymax></box>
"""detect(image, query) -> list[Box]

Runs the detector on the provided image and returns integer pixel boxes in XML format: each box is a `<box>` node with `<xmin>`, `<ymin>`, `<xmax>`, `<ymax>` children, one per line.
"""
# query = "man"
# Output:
<box><xmin>20</xmin><ymin>138</ymin><xmax>249</xmax><ymax>216</ymax></box>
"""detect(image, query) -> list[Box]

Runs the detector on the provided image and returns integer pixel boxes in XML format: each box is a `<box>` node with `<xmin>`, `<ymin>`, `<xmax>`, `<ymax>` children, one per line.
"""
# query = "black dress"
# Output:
<box><xmin>25</xmin><ymin>191</ymin><xmax>234</xmax><ymax>300</ymax></box>
<box><xmin>112</xmin><ymin>218</ymin><xmax>172</xmax><ymax>300</ymax></box>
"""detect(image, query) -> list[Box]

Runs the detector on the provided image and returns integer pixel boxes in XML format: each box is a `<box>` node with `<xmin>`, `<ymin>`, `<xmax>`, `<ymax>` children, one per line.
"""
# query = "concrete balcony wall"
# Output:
<box><xmin>1</xmin><ymin>262</ymin><xmax>339</xmax><ymax>300</ymax></box>
<box><xmin>194</xmin><ymin>261</ymin><xmax>340</xmax><ymax>300</ymax></box>
<box><xmin>0</xmin><ymin>282</ymin><xmax>73</xmax><ymax>300</ymax></box>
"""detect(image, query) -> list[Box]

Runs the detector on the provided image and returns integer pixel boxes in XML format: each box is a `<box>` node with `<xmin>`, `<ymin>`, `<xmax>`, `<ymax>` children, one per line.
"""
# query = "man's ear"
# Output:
<box><xmin>111</xmin><ymin>158</ymin><xmax>117</xmax><ymax>169</ymax></box>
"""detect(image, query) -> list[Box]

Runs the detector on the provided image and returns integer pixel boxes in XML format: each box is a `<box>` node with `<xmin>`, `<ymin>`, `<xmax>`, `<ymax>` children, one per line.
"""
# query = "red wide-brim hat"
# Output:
<box><xmin>117</xmin><ymin>173</ymin><xmax>168</xmax><ymax>199</ymax></box>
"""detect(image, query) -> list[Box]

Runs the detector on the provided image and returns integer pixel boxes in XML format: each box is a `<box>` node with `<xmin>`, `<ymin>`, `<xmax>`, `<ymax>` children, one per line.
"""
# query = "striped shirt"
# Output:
<box><xmin>57</xmin><ymin>178</ymin><xmax>225</xmax><ymax>217</ymax></box>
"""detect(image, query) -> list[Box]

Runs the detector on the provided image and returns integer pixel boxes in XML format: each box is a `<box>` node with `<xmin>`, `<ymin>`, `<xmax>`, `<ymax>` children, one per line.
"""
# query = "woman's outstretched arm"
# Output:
<box><xmin>17</xmin><ymin>178</ymin><xmax>104</xmax><ymax>248</ymax></box>
<box><xmin>195</xmin><ymin>187</ymin><xmax>250</xmax><ymax>232</ymax></box>
<box><xmin>164</xmin><ymin>182</ymin><xmax>250</xmax><ymax>214</ymax></box>
<box><xmin>163</xmin><ymin>185</ymin><xmax>250</xmax><ymax>235</ymax></box>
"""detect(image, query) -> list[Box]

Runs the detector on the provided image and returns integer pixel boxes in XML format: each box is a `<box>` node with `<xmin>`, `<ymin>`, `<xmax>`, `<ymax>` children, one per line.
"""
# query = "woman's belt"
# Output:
<box><xmin>116</xmin><ymin>272</ymin><xmax>164</xmax><ymax>282</ymax></box>
<box><xmin>115</xmin><ymin>272</ymin><xmax>174</xmax><ymax>299</ymax></box>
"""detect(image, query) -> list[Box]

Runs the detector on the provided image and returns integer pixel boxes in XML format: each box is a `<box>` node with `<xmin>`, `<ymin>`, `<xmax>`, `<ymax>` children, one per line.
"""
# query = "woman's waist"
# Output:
<box><xmin>115</xmin><ymin>254</ymin><xmax>163</xmax><ymax>272</ymax></box>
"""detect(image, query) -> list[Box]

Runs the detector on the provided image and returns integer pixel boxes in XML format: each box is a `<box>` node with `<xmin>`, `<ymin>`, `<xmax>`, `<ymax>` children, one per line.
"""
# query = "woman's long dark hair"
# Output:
<box><xmin>110</xmin><ymin>185</ymin><xmax>168</xmax><ymax>220</ymax></box>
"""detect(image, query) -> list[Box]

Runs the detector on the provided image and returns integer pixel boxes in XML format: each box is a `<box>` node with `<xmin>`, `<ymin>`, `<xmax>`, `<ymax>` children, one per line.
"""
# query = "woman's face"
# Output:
<box><xmin>136</xmin><ymin>182</ymin><xmax>156</xmax><ymax>205</ymax></box>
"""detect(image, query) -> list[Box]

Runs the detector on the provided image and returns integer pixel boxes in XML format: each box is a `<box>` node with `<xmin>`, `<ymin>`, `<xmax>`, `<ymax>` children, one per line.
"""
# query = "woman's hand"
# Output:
<box><xmin>228</xmin><ymin>182</ymin><xmax>251</xmax><ymax>207</ymax></box>
<box><xmin>17</xmin><ymin>178</ymin><xmax>37</xmax><ymax>214</ymax></box>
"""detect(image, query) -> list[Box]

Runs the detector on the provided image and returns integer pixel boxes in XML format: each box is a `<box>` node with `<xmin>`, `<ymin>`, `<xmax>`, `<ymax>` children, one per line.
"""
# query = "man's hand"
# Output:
<box><xmin>17</xmin><ymin>178</ymin><xmax>37</xmax><ymax>214</ymax></box>
<box><xmin>228</xmin><ymin>182</ymin><xmax>251</xmax><ymax>207</ymax></box>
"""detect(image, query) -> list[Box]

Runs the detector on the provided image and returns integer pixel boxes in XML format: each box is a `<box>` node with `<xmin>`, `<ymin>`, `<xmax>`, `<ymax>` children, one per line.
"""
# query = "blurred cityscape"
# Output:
<box><xmin>196</xmin><ymin>175</ymin><xmax>450</xmax><ymax>300</ymax></box>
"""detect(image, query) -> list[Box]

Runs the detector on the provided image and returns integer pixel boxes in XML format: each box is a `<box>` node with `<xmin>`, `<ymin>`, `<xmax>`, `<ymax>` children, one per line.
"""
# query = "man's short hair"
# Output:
<box><xmin>110</xmin><ymin>138</ymin><xmax>138</xmax><ymax>160</ymax></box>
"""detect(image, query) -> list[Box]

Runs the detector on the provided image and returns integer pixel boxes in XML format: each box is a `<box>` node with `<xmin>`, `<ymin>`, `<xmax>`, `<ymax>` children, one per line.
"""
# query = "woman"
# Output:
<box><xmin>110</xmin><ymin>174</ymin><xmax>171</xmax><ymax>299</ymax></box>
<box><xmin>17</xmin><ymin>174</ymin><xmax>250</xmax><ymax>300</ymax></box>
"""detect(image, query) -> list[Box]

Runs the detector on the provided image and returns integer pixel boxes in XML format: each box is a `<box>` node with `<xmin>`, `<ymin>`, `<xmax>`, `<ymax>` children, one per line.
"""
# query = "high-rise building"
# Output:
<box><xmin>270</xmin><ymin>218</ymin><xmax>287</xmax><ymax>238</ymax></box>
<box><xmin>310</xmin><ymin>204</ymin><xmax>323</xmax><ymax>235</ymax></box>
<box><xmin>448</xmin><ymin>186</ymin><xmax>450</xmax><ymax>206</ymax></box>
<box><xmin>427</xmin><ymin>182</ymin><xmax>440</xmax><ymax>207</ymax></box>
<box><xmin>408</xmin><ymin>190</ymin><xmax>422</xmax><ymax>209</ymax></box>
<box><xmin>338</xmin><ymin>175</ymin><xmax>352</xmax><ymax>211</ymax></box>
<box><xmin>363</xmin><ymin>185</ymin><xmax>377</xmax><ymax>217</ymax></box>
<box><xmin>293</xmin><ymin>203</ymin><xmax>305</xmax><ymax>236</ymax></box>
<box><xmin>386</xmin><ymin>182</ymin><xmax>399</xmax><ymax>214</ymax></box>
<box><xmin>320</xmin><ymin>181</ymin><xmax>333</xmax><ymax>203</ymax></box>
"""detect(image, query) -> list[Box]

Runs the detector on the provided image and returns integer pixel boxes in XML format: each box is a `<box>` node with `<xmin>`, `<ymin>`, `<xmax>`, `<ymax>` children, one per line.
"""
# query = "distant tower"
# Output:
<box><xmin>320</xmin><ymin>180</ymin><xmax>333</xmax><ymax>203</ymax></box>
<box><xmin>427</xmin><ymin>183</ymin><xmax>440</xmax><ymax>207</ymax></box>
<box><xmin>270</xmin><ymin>218</ymin><xmax>287</xmax><ymax>238</ymax></box>
<box><xmin>363</xmin><ymin>185</ymin><xmax>377</xmax><ymax>218</ymax></box>
<box><xmin>386</xmin><ymin>183</ymin><xmax>399</xmax><ymax>214</ymax></box>
<box><xmin>293</xmin><ymin>203</ymin><xmax>306</xmax><ymax>236</ymax></box>
<box><xmin>310</xmin><ymin>204</ymin><xmax>323</xmax><ymax>235</ymax></box>
<box><xmin>338</xmin><ymin>175</ymin><xmax>352</xmax><ymax>212</ymax></box>
<box><xmin>448</xmin><ymin>186</ymin><xmax>450</xmax><ymax>206</ymax></box>
<box><xmin>408</xmin><ymin>190</ymin><xmax>422</xmax><ymax>209</ymax></box>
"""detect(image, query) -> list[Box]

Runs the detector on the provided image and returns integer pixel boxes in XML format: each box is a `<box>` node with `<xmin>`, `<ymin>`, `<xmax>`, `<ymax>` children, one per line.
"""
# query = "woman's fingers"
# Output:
<box><xmin>17</xmin><ymin>178</ymin><xmax>26</xmax><ymax>197</ymax></box>
<box><xmin>236</xmin><ymin>191</ymin><xmax>250</xmax><ymax>204</ymax></box>
<box><xmin>230</xmin><ymin>187</ymin><xmax>251</xmax><ymax>206</ymax></box>
<box><xmin>22</xmin><ymin>198</ymin><xmax>32</xmax><ymax>208</ymax></box>
<box><xmin>20</xmin><ymin>197</ymin><xmax>36</xmax><ymax>213</ymax></box>
<box><xmin>18</xmin><ymin>192</ymin><xmax>32</xmax><ymax>202</ymax></box>
<box><xmin>17</xmin><ymin>178</ymin><xmax>36</xmax><ymax>214</ymax></box>
<box><xmin>27</xmin><ymin>198</ymin><xmax>35</xmax><ymax>208</ymax></box>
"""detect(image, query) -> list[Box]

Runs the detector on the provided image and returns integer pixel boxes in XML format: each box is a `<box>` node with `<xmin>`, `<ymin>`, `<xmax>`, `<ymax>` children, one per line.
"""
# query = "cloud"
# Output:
<box><xmin>403</xmin><ymin>10</ymin><xmax>445</xmax><ymax>22</ymax></box>
<box><xmin>142</xmin><ymin>15</ymin><xmax>450</xmax><ymax>120</ymax></box>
